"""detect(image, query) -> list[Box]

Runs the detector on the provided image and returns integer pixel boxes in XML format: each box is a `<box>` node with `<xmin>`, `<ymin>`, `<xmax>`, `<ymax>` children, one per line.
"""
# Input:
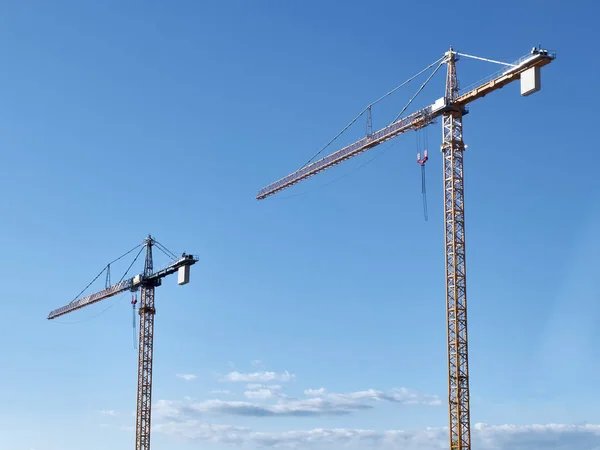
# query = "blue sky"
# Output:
<box><xmin>0</xmin><ymin>0</ymin><xmax>598</xmax><ymax>449</ymax></box>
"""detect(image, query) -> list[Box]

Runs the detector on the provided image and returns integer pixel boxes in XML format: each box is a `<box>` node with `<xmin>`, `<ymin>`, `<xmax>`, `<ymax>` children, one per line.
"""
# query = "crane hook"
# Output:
<box><xmin>131</xmin><ymin>294</ymin><xmax>138</xmax><ymax>350</ymax></box>
<box><xmin>417</xmin><ymin>149</ymin><xmax>429</xmax><ymax>221</ymax></box>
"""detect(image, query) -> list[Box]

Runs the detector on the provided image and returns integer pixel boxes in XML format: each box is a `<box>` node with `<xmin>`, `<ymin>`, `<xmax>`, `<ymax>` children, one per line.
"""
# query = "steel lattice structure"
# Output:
<box><xmin>136</xmin><ymin>241</ymin><xmax>157</xmax><ymax>450</ymax></box>
<box><xmin>135</xmin><ymin>294</ymin><xmax>155</xmax><ymax>444</ymax></box>
<box><xmin>136</xmin><ymin>284</ymin><xmax>156</xmax><ymax>450</ymax></box>
<box><xmin>256</xmin><ymin>46</ymin><xmax>555</xmax><ymax>450</ymax></box>
<box><xmin>442</xmin><ymin>51</ymin><xmax>471</xmax><ymax>450</ymax></box>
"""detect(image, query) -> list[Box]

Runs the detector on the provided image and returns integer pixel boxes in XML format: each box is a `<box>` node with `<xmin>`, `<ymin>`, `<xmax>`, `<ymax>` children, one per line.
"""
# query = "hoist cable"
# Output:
<box><xmin>132</xmin><ymin>296</ymin><xmax>138</xmax><ymax>350</ymax></box>
<box><xmin>421</xmin><ymin>163</ymin><xmax>429</xmax><ymax>221</ymax></box>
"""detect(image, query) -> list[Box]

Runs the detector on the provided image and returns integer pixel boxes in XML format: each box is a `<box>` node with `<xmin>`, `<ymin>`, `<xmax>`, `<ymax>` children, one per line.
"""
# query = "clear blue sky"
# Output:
<box><xmin>0</xmin><ymin>0</ymin><xmax>598</xmax><ymax>449</ymax></box>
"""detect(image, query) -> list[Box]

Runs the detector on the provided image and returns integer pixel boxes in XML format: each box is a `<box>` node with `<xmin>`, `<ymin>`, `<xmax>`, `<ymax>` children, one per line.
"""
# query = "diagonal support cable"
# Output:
<box><xmin>455</xmin><ymin>52</ymin><xmax>516</xmax><ymax>67</ymax></box>
<box><xmin>390</xmin><ymin>59</ymin><xmax>446</xmax><ymax>124</ymax></box>
<box><xmin>300</xmin><ymin>55</ymin><xmax>445</xmax><ymax>168</ymax></box>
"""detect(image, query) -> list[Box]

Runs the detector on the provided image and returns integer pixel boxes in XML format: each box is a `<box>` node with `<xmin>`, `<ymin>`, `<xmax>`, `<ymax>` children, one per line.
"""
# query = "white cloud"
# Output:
<box><xmin>325</xmin><ymin>387</ymin><xmax>440</xmax><ymax>406</ymax></box>
<box><xmin>154</xmin><ymin>397</ymin><xmax>369</xmax><ymax>419</ymax></box>
<box><xmin>247</xmin><ymin>383</ymin><xmax>282</xmax><ymax>391</ymax></box>
<box><xmin>244</xmin><ymin>389</ymin><xmax>279</xmax><ymax>400</ymax></box>
<box><xmin>251</xmin><ymin>360</ymin><xmax>265</xmax><ymax>368</ymax></box>
<box><xmin>154</xmin><ymin>385</ymin><xmax>438</xmax><ymax>420</ymax></box>
<box><xmin>304</xmin><ymin>388</ymin><xmax>325</xmax><ymax>396</ymax></box>
<box><xmin>100</xmin><ymin>410</ymin><xmax>118</xmax><ymax>416</ymax></box>
<box><xmin>154</xmin><ymin>421</ymin><xmax>600</xmax><ymax>449</ymax></box>
<box><xmin>220</xmin><ymin>371</ymin><xmax>295</xmax><ymax>383</ymax></box>
<box><xmin>301</xmin><ymin>387</ymin><xmax>440</xmax><ymax>407</ymax></box>
<box><xmin>244</xmin><ymin>384</ymin><xmax>284</xmax><ymax>399</ymax></box>
<box><xmin>177</xmin><ymin>374</ymin><xmax>197</xmax><ymax>381</ymax></box>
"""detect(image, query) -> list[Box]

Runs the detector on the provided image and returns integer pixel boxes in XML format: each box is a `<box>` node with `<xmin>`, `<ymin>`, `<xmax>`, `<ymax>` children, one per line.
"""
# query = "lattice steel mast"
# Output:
<box><xmin>442</xmin><ymin>48</ymin><xmax>470</xmax><ymax>450</ymax></box>
<box><xmin>136</xmin><ymin>237</ymin><xmax>157</xmax><ymax>450</ymax></box>
<box><xmin>47</xmin><ymin>235</ymin><xmax>198</xmax><ymax>450</ymax></box>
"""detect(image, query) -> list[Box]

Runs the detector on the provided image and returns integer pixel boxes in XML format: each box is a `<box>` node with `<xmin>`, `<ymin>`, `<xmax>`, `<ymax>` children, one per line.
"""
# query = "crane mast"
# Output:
<box><xmin>256</xmin><ymin>46</ymin><xmax>555</xmax><ymax>450</ymax></box>
<box><xmin>48</xmin><ymin>236</ymin><xmax>198</xmax><ymax>450</ymax></box>
<box><xmin>136</xmin><ymin>239</ymin><xmax>156</xmax><ymax>450</ymax></box>
<box><xmin>442</xmin><ymin>49</ymin><xmax>470</xmax><ymax>450</ymax></box>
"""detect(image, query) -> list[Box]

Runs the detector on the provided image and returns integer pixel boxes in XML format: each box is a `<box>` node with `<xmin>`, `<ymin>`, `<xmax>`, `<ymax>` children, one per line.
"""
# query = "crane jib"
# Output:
<box><xmin>255</xmin><ymin>48</ymin><xmax>556</xmax><ymax>202</ymax></box>
<box><xmin>47</xmin><ymin>278</ymin><xmax>136</xmax><ymax>319</ymax></box>
<box><xmin>256</xmin><ymin>106</ymin><xmax>434</xmax><ymax>200</ymax></box>
<box><xmin>47</xmin><ymin>255</ymin><xmax>198</xmax><ymax>320</ymax></box>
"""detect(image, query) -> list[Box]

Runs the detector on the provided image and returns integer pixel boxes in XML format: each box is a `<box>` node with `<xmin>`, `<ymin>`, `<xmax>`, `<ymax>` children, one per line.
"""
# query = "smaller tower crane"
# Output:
<box><xmin>47</xmin><ymin>235</ymin><xmax>198</xmax><ymax>450</ymax></box>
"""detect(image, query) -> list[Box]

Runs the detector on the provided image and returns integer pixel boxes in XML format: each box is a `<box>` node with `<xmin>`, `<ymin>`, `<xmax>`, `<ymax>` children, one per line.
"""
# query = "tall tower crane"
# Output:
<box><xmin>256</xmin><ymin>46</ymin><xmax>556</xmax><ymax>450</ymax></box>
<box><xmin>47</xmin><ymin>235</ymin><xmax>198</xmax><ymax>450</ymax></box>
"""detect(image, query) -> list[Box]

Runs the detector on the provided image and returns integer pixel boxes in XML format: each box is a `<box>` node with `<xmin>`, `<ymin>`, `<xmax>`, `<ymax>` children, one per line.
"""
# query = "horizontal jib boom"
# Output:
<box><xmin>256</xmin><ymin>106</ymin><xmax>433</xmax><ymax>200</ymax></box>
<box><xmin>47</xmin><ymin>278</ymin><xmax>135</xmax><ymax>320</ymax></box>
<box><xmin>47</xmin><ymin>254</ymin><xmax>199</xmax><ymax>320</ymax></box>
<box><xmin>454</xmin><ymin>51</ymin><xmax>555</xmax><ymax>107</ymax></box>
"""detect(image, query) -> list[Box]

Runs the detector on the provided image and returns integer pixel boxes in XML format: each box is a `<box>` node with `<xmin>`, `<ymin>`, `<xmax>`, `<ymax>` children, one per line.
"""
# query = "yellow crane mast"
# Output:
<box><xmin>47</xmin><ymin>235</ymin><xmax>198</xmax><ymax>450</ymax></box>
<box><xmin>256</xmin><ymin>46</ymin><xmax>556</xmax><ymax>450</ymax></box>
